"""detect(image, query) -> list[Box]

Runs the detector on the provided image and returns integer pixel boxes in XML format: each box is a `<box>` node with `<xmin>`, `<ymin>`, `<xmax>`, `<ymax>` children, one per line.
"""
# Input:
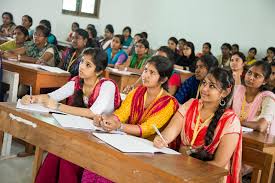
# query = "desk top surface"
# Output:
<box><xmin>0</xmin><ymin>102</ymin><xmax>228</xmax><ymax>182</ymax></box>
<box><xmin>243</xmin><ymin>131</ymin><xmax>275</xmax><ymax>148</ymax></box>
<box><xmin>2</xmin><ymin>60</ymin><xmax>71</xmax><ymax>77</ymax></box>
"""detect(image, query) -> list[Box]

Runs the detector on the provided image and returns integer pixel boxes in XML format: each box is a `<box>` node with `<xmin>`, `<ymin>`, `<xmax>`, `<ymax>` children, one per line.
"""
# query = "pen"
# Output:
<box><xmin>30</xmin><ymin>85</ymin><xmax>32</xmax><ymax>102</ymax></box>
<box><xmin>152</xmin><ymin>124</ymin><xmax>168</xmax><ymax>146</ymax></box>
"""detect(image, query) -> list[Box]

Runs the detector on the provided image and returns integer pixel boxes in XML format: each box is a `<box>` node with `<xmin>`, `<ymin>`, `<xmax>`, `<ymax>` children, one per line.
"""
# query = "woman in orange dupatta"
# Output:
<box><xmin>154</xmin><ymin>68</ymin><xmax>242</xmax><ymax>183</ymax></box>
<box><xmin>81</xmin><ymin>55</ymin><xmax>179</xmax><ymax>183</ymax></box>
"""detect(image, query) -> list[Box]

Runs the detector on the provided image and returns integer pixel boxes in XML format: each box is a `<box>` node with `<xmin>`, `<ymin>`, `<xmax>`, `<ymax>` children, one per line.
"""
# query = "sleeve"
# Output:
<box><xmin>175</xmin><ymin>77</ymin><xmax>193</xmax><ymax>104</ymax></box>
<box><xmin>44</xmin><ymin>47</ymin><xmax>54</xmax><ymax>55</ymax></box>
<box><xmin>113</xmin><ymin>88</ymin><xmax>136</xmax><ymax>123</ymax></box>
<box><xmin>222</xmin><ymin>115</ymin><xmax>241</xmax><ymax>135</ymax></box>
<box><xmin>0</xmin><ymin>40</ymin><xmax>16</xmax><ymax>51</ymax></box>
<box><xmin>115</xmin><ymin>54</ymin><xmax>127</xmax><ymax>65</ymax></box>
<box><xmin>48</xmin><ymin>81</ymin><xmax>75</xmax><ymax>101</ymax></box>
<box><xmin>256</xmin><ymin>97</ymin><xmax>275</xmax><ymax>123</ymax></box>
<box><xmin>89</xmin><ymin>81</ymin><xmax>115</xmax><ymax>115</ymax></box>
<box><xmin>177</xmin><ymin>99</ymin><xmax>193</xmax><ymax>116</ymax></box>
<box><xmin>140</xmin><ymin>99</ymin><xmax>177</xmax><ymax>138</ymax></box>
<box><xmin>168</xmin><ymin>73</ymin><xmax>181</xmax><ymax>87</ymax></box>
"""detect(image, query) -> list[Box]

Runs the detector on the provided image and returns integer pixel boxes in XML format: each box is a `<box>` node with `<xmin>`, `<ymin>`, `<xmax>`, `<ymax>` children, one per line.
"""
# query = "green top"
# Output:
<box><xmin>129</xmin><ymin>53</ymin><xmax>151</xmax><ymax>69</ymax></box>
<box><xmin>0</xmin><ymin>40</ymin><xmax>17</xmax><ymax>51</ymax></box>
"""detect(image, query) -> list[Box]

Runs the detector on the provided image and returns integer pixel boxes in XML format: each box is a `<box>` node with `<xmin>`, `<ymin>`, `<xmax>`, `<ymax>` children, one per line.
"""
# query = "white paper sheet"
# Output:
<box><xmin>52</xmin><ymin>113</ymin><xmax>96</xmax><ymax>130</ymax></box>
<box><xmin>242</xmin><ymin>126</ymin><xmax>254</xmax><ymax>133</ymax></box>
<box><xmin>92</xmin><ymin>133</ymin><xmax>180</xmax><ymax>154</ymax></box>
<box><xmin>19</xmin><ymin>63</ymin><xmax>69</xmax><ymax>74</ymax></box>
<box><xmin>52</xmin><ymin>113</ymin><xmax>125</xmax><ymax>134</ymax></box>
<box><xmin>16</xmin><ymin>99</ymin><xmax>60</xmax><ymax>113</ymax></box>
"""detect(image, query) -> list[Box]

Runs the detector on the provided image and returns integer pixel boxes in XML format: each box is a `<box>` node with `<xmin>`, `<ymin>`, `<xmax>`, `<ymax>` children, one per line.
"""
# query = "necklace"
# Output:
<box><xmin>67</xmin><ymin>51</ymin><xmax>77</xmax><ymax>71</ymax></box>
<box><xmin>143</xmin><ymin>88</ymin><xmax>164</xmax><ymax>107</ymax></box>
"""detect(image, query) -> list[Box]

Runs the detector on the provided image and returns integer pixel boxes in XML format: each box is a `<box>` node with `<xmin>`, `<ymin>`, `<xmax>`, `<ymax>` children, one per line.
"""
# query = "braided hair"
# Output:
<box><xmin>191</xmin><ymin>68</ymin><xmax>235</xmax><ymax>161</ymax></box>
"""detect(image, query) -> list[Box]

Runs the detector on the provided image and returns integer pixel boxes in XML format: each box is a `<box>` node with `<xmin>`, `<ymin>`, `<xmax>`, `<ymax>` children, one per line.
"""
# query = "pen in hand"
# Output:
<box><xmin>152</xmin><ymin>124</ymin><xmax>168</xmax><ymax>147</ymax></box>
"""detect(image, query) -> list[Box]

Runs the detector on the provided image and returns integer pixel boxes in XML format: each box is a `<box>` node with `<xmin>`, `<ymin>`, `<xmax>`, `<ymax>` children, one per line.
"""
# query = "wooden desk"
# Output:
<box><xmin>2</xmin><ymin>60</ymin><xmax>70</xmax><ymax>94</ymax></box>
<box><xmin>0</xmin><ymin>103</ymin><xmax>227</xmax><ymax>183</ymax></box>
<box><xmin>105</xmin><ymin>69</ymin><xmax>140</xmax><ymax>91</ymax></box>
<box><xmin>243</xmin><ymin>131</ymin><xmax>275</xmax><ymax>182</ymax></box>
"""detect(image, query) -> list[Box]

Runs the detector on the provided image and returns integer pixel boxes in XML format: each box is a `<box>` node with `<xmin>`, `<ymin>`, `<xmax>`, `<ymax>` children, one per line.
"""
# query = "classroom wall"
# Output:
<box><xmin>1</xmin><ymin>0</ymin><xmax>275</xmax><ymax>58</ymax></box>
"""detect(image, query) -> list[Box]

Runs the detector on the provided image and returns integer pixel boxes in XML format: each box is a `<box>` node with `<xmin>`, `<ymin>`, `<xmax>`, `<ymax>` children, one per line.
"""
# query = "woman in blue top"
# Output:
<box><xmin>106</xmin><ymin>34</ymin><xmax>128</xmax><ymax>66</ymax></box>
<box><xmin>39</xmin><ymin>19</ymin><xmax>57</xmax><ymax>45</ymax></box>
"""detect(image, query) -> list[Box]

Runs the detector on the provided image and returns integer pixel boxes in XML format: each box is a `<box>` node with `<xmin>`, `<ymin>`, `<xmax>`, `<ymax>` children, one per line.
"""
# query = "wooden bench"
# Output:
<box><xmin>242</xmin><ymin>146</ymin><xmax>273</xmax><ymax>183</ymax></box>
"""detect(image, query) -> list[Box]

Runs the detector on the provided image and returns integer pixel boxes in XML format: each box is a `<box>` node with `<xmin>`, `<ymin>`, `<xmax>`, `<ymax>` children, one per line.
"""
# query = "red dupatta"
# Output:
<box><xmin>128</xmin><ymin>86</ymin><xmax>178</xmax><ymax>125</ymax></box>
<box><xmin>183</xmin><ymin>99</ymin><xmax>242</xmax><ymax>183</ymax></box>
<box><xmin>67</xmin><ymin>76</ymin><xmax>121</xmax><ymax>109</ymax></box>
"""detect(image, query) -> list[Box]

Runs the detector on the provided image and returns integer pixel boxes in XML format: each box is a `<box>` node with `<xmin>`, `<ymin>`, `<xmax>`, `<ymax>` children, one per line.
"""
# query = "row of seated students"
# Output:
<box><xmin>1</xmin><ymin>12</ymin><xmax>275</xmax><ymax>183</ymax></box>
<box><xmin>14</xmin><ymin>47</ymin><xmax>273</xmax><ymax>183</ymax></box>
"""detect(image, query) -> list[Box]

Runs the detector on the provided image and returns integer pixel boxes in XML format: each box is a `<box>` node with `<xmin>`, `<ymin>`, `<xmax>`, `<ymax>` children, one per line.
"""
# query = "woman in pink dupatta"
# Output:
<box><xmin>154</xmin><ymin>68</ymin><xmax>242</xmax><ymax>183</ymax></box>
<box><xmin>81</xmin><ymin>56</ymin><xmax>179</xmax><ymax>183</ymax></box>
<box><xmin>232</xmin><ymin>61</ymin><xmax>275</xmax><ymax>135</ymax></box>
<box><xmin>21</xmin><ymin>48</ymin><xmax>121</xmax><ymax>183</ymax></box>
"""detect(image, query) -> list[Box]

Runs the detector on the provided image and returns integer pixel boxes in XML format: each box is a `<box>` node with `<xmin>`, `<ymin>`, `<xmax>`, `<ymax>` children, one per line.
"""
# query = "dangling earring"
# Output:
<box><xmin>220</xmin><ymin>99</ymin><xmax>226</xmax><ymax>107</ymax></box>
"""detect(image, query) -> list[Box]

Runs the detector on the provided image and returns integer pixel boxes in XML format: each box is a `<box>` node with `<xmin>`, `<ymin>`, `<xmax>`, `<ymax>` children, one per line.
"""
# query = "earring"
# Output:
<box><xmin>220</xmin><ymin>99</ymin><xmax>226</xmax><ymax>107</ymax></box>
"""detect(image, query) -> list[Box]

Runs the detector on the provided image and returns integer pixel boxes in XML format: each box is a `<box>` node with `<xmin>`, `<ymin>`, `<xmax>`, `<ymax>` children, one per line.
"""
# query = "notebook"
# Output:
<box><xmin>19</xmin><ymin>63</ymin><xmax>69</xmax><ymax>74</ymax></box>
<box><xmin>93</xmin><ymin>133</ymin><xmax>180</xmax><ymax>155</ymax></box>
<box><xmin>16</xmin><ymin>99</ymin><xmax>62</xmax><ymax>113</ymax></box>
<box><xmin>52</xmin><ymin>113</ymin><xmax>96</xmax><ymax>130</ymax></box>
<box><xmin>52</xmin><ymin>113</ymin><xmax>125</xmax><ymax>134</ymax></box>
<box><xmin>107</xmin><ymin>67</ymin><xmax>140</xmax><ymax>76</ymax></box>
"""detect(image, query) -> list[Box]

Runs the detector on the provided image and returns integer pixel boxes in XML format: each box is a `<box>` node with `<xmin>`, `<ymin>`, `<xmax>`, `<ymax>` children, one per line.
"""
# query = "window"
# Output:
<box><xmin>62</xmin><ymin>0</ymin><xmax>100</xmax><ymax>18</ymax></box>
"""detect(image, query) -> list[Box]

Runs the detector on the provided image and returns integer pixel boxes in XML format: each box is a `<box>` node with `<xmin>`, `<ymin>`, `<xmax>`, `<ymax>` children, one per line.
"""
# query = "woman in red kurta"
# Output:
<box><xmin>154</xmin><ymin>68</ymin><xmax>242</xmax><ymax>183</ymax></box>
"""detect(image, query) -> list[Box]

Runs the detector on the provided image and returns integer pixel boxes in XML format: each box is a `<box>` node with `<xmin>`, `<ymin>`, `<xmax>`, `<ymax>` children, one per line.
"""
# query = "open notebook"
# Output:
<box><xmin>93</xmin><ymin>133</ymin><xmax>180</xmax><ymax>155</ymax></box>
<box><xmin>16</xmin><ymin>99</ymin><xmax>62</xmax><ymax>113</ymax></box>
<box><xmin>52</xmin><ymin>113</ymin><xmax>125</xmax><ymax>134</ymax></box>
<box><xmin>107</xmin><ymin>67</ymin><xmax>140</xmax><ymax>76</ymax></box>
<box><xmin>19</xmin><ymin>63</ymin><xmax>69</xmax><ymax>74</ymax></box>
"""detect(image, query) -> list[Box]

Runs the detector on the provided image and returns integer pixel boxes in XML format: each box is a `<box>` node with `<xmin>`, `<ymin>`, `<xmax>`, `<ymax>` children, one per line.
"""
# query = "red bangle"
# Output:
<box><xmin>137</xmin><ymin>125</ymin><xmax>142</xmax><ymax>137</ymax></box>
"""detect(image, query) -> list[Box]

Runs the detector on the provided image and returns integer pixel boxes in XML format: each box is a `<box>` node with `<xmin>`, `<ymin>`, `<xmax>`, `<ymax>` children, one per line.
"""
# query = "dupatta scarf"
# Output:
<box><xmin>67</xmin><ymin>76</ymin><xmax>121</xmax><ymax>109</ymax></box>
<box><xmin>128</xmin><ymin>86</ymin><xmax>178</xmax><ymax>125</ymax></box>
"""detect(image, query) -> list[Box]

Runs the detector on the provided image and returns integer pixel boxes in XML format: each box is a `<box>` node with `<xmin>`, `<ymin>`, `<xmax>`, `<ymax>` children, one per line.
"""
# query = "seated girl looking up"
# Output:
<box><xmin>22</xmin><ymin>48</ymin><xmax>121</xmax><ymax>183</ymax></box>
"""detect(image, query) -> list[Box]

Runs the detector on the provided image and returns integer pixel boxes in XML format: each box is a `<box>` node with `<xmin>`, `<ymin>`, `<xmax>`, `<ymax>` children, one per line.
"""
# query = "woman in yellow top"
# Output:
<box><xmin>0</xmin><ymin>25</ymin><xmax>29</xmax><ymax>51</ymax></box>
<box><xmin>246</xmin><ymin>47</ymin><xmax>257</xmax><ymax>66</ymax></box>
<box><xmin>81</xmin><ymin>55</ymin><xmax>179</xmax><ymax>183</ymax></box>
